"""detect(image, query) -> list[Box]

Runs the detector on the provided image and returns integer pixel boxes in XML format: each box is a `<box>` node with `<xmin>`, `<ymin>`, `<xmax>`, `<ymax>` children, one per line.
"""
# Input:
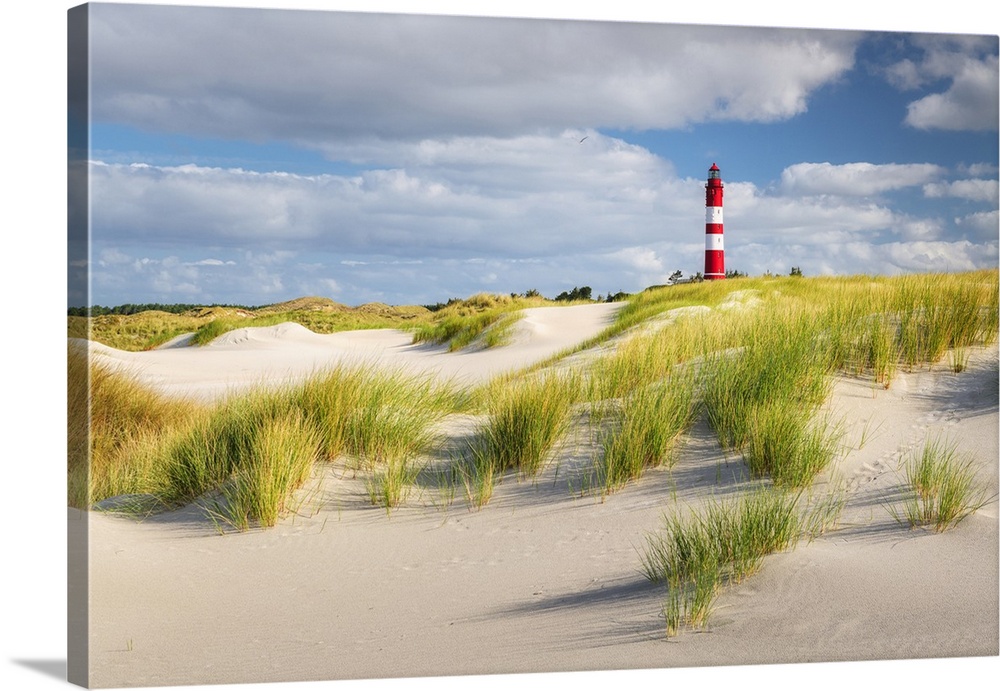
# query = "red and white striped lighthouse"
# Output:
<box><xmin>704</xmin><ymin>163</ymin><xmax>725</xmax><ymax>280</ymax></box>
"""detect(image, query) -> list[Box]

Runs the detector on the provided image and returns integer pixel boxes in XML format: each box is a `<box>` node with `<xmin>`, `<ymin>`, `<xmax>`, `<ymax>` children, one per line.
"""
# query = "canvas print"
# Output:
<box><xmin>68</xmin><ymin>2</ymin><xmax>999</xmax><ymax>688</ymax></box>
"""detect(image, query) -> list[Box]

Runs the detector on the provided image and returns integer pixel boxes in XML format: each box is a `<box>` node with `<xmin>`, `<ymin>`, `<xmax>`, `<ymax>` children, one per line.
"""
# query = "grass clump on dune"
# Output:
<box><xmin>68</xmin><ymin>345</ymin><xmax>201</xmax><ymax>509</ymax></box>
<box><xmin>587</xmin><ymin>309</ymin><xmax>715</xmax><ymax>401</ymax></box>
<box><xmin>894</xmin><ymin>436</ymin><xmax>993</xmax><ymax>532</ymax></box>
<box><xmin>410</xmin><ymin>310</ymin><xmax>504</xmax><ymax>351</ymax></box>
<box><xmin>288</xmin><ymin>364</ymin><xmax>459</xmax><ymax>514</ymax></box>
<box><xmin>79</xmin><ymin>354</ymin><xmax>460</xmax><ymax>526</ymax></box>
<box><xmin>410</xmin><ymin>293</ymin><xmax>543</xmax><ymax>351</ymax></box>
<box><xmin>640</xmin><ymin>487</ymin><xmax>802</xmax><ymax>636</ymax></box>
<box><xmin>480</xmin><ymin>310</ymin><xmax>524</xmax><ymax>349</ymax></box>
<box><xmin>461</xmin><ymin>373</ymin><xmax>580</xmax><ymax>507</ymax></box>
<box><xmin>472</xmin><ymin>373</ymin><xmax>579</xmax><ymax>477</ymax></box>
<box><xmin>899</xmin><ymin>271</ymin><xmax>998</xmax><ymax>364</ymax></box>
<box><xmin>701</xmin><ymin>307</ymin><xmax>837</xmax><ymax>487</ymax></box>
<box><xmin>823</xmin><ymin>270</ymin><xmax>998</xmax><ymax>382</ymax></box>
<box><xmin>742</xmin><ymin>402</ymin><xmax>842</xmax><ymax>489</ymax></box>
<box><xmin>220</xmin><ymin>411</ymin><xmax>320</xmax><ymax>529</ymax></box>
<box><xmin>157</xmin><ymin>390</ymin><xmax>295</xmax><ymax>506</ymax></box>
<box><xmin>598</xmin><ymin>367</ymin><xmax>701</xmax><ymax>493</ymax></box>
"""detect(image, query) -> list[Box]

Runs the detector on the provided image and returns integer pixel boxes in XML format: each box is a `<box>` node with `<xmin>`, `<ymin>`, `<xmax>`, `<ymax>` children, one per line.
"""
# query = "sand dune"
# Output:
<box><xmin>85</xmin><ymin>302</ymin><xmax>624</xmax><ymax>400</ymax></box>
<box><xmin>79</xmin><ymin>302</ymin><xmax>999</xmax><ymax>688</ymax></box>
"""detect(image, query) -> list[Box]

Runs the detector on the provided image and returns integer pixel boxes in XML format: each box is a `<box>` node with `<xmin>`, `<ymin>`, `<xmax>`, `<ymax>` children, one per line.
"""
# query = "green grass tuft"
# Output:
<box><xmin>640</xmin><ymin>488</ymin><xmax>803</xmax><ymax>636</ymax></box>
<box><xmin>598</xmin><ymin>367</ymin><xmax>700</xmax><ymax>493</ymax></box>
<box><xmin>894</xmin><ymin>436</ymin><xmax>992</xmax><ymax>532</ymax></box>
<box><xmin>220</xmin><ymin>411</ymin><xmax>320</xmax><ymax>529</ymax></box>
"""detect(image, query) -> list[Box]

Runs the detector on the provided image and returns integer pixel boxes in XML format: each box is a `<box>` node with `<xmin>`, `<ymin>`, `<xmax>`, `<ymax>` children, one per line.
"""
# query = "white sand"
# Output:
<box><xmin>84</xmin><ymin>302</ymin><xmax>624</xmax><ymax>399</ymax></box>
<box><xmin>79</xmin><ymin>304</ymin><xmax>999</xmax><ymax>688</ymax></box>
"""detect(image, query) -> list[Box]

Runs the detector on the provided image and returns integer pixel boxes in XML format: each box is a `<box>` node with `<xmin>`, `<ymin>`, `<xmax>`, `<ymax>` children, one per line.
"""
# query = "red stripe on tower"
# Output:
<box><xmin>704</xmin><ymin>163</ymin><xmax>725</xmax><ymax>280</ymax></box>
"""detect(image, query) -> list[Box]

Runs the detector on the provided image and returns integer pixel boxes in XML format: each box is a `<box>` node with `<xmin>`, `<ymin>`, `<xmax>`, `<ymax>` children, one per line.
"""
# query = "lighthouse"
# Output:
<box><xmin>704</xmin><ymin>163</ymin><xmax>725</xmax><ymax>280</ymax></box>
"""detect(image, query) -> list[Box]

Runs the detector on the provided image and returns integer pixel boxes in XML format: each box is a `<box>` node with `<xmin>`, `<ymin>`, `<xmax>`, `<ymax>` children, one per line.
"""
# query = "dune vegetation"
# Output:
<box><xmin>69</xmin><ymin>348</ymin><xmax>461</xmax><ymax>525</ymax></box>
<box><xmin>72</xmin><ymin>270</ymin><xmax>998</xmax><ymax>630</ymax></box>
<box><xmin>408</xmin><ymin>292</ymin><xmax>547</xmax><ymax>351</ymax></box>
<box><xmin>71</xmin><ymin>298</ymin><xmax>432</xmax><ymax>351</ymax></box>
<box><xmin>892</xmin><ymin>435</ymin><xmax>994</xmax><ymax>533</ymax></box>
<box><xmin>640</xmin><ymin>487</ymin><xmax>803</xmax><ymax>635</ymax></box>
<box><xmin>72</xmin><ymin>292</ymin><xmax>563</xmax><ymax>353</ymax></box>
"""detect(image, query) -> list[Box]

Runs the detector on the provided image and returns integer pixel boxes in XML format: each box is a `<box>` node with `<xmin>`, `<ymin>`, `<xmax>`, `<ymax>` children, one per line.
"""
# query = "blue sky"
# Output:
<box><xmin>75</xmin><ymin>1</ymin><xmax>999</xmax><ymax>308</ymax></box>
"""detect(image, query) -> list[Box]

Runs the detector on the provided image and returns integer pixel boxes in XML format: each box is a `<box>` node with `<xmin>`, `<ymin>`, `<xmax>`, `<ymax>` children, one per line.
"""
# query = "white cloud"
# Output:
<box><xmin>959</xmin><ymin>163</ymin><xmax>999</xmax><ymax>177</ymax></box>
<box><xmin>955</xmin><ymin>210</ymin><xmax>1000</xmax><ymax>241</ymax></box>
<box><xmin>780</xmin><ymin>162</ymin><xmax>945</xmax><ymax>196</ymax></box>
<box><xmin>89</xmin><ymin>5</ymin><xmax>859</xmax><ymax>142</ymax></box>
<box><xmin>882</xmin><ymin>240</ymin><xmax>994</xmax><ymax>272</ymax></box>
<box><xmin>884</xmin><ymin>36</ymin><xmax>999</xmax><ymax>132</ymax></box>
<box><xmin>609</xmin><ymin>247</ymin><xmax>664</xmax><ymax>274</ymax></box>
<box><xmin>97</xmin><ymin>248</ymin><xmax>133</xmax><ymax>266</ymax></box>
<box><xmin>905</xmin><ymin>57</ymin><xmax>1000</xmax><ymax>131</ymax></box>
<box><xmin>893</xmin><ymin>218</ymin><xmax>946</xmax><ymax>242</ymax></box>
<box><xmin>89</xmin><ymin>246</ymin><xmax>305</xmax><ymax>306</ymax></box>
<box><xmin>89</xmin><ymin>131</ymin><xmax>688</xmax><ymax>262</ymax></box>
<box><xmin>923</xmin><ymin>178</ymin><xmax>1000</xmax><ymax>204</ymax></box>
<box><xmin>186</xmin><ymin>258</ymin><xmax>238</xmax><ymax>266</ymax></box>
<box><xmin>884</xmin><ymin>59</ymin><xmax>923</xmax><ymax>91</ymax></box>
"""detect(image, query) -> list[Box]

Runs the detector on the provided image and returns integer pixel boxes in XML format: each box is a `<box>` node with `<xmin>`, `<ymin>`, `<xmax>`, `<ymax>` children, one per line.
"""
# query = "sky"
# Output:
<box><xmin>74</xmin><ymin>1</ymin><xmax>999</xmax><ymax>308</ymax></box>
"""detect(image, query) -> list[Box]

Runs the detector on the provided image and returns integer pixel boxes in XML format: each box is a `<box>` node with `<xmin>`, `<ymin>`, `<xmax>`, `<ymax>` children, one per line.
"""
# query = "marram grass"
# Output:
<box><xmin>470</xmin><ymin>373</ymin><xmax>578</xmax><ymax>476</ymax></box>
<box><xmin>641</xmin><ymin>488</ymin><xmax>801</xmax><ymax>635</ymax></box>
<box><xmin>598</xmin><ymin>366</ymin><xmax>700</xmax><ymax>494</ymax></box>
<box><xmin>893</xmin><ymin>436</ymin><xmax>993</xmax><ymax>532</ymax></box>
<box><xmin>410</xmin><ymin>293</ymin><xmax>542</xmax><ymax>351</ymax></box>
<box><xmin>221</xmin><ymin>411</ymin><xmax>320</xmax><ymax>529</ymax></box>
<box><xmin>742</xmin><ymin>403</ymin><xmax>842</xmax><ymax>488</ymax></box>
<box><xmin>69</xmin><ymin>345</ymin><xmax>201</xmax><ymax>508</ymax></box>
<box><xmin>640</xmin><ymin>487</ymin><xmax>804</xmax><ymax>636</ymax></box>
<box><xmin>80</xmin><ymin>357</ymin><xmax>460</xmax><ymax>524</ymax></box>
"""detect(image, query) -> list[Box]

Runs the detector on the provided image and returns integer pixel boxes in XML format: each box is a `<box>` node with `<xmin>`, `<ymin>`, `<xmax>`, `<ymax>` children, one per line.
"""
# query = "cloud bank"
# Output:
<box><xmin>90</xmin><ymin>6</ymin><xmax>860</xmax><ymax>143</ymax></box>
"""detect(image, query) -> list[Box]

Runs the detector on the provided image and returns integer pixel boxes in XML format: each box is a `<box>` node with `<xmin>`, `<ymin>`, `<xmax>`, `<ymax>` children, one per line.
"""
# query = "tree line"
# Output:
<box><xmin>67</xmin><ymin>302</ymin><xmax>260</xmax><ymax>317</ymax></box>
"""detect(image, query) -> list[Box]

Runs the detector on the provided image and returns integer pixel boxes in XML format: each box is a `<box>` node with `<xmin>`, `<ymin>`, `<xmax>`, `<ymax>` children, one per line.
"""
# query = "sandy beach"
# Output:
<box><xmin>79</xmin><ymin>302</ymin><xmax>999</xmax><ymax>688</ymax></box>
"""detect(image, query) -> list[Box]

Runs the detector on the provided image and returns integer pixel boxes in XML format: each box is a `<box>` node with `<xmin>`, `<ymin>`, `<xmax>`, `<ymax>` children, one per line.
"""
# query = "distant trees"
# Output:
<box><xmin>725</xmin><ymin>269</ymin><xmax>747</xmax><ymax>278</ymax></box>
<box><xmin>554</xmin><ymin>286</ymin><xmax>592</xmax><ymax>302</ymax></box>
<box><xmin>423</xmin><ymin>298</ymin><xmax>463</xmax><ymax>312</ymax></box>
<box><xmin>790</xmin><ymin>266</ymin><xmax>803</xmax><ymax>277</ymax></box>
<box><xmin>67</xmin><ymin>302</ymin><xmax>259</xmax><ymax>317</ymax></box>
